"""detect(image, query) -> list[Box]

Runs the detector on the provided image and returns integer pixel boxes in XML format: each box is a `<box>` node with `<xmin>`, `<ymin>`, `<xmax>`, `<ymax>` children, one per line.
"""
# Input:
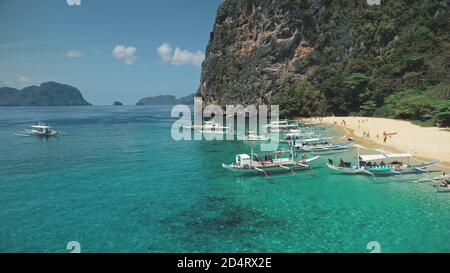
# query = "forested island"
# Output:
<box><xmin>0</xmin><ymin>82</ymin><xmax>91</xmax><ymax>106</ymax></box>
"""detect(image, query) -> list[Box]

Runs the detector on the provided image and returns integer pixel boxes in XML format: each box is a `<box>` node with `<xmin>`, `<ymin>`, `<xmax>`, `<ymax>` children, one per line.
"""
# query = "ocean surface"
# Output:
<box><xmin>1</xmin><ymin>106</ymin><xmax>450</xmax><ymax>253</ymax></box>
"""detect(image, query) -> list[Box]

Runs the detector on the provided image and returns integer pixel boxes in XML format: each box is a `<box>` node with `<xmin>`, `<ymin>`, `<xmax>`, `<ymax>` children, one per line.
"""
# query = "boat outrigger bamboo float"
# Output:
<box><xmin>222</xmin><ymin>147</ymin><xmax>319</xmax><ymax>176</ymax></box>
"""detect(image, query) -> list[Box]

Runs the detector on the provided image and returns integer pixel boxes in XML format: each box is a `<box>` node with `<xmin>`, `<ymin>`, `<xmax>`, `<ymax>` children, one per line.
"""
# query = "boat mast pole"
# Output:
<box><xmin>357</xmin><ymin>145</ymin><xmax>360</xmax><ymax>167</ymax></box>
<box><xmin>251</xmin><ymin>146</ymin><xmax>253</xmax><ymax>167</ymax></box>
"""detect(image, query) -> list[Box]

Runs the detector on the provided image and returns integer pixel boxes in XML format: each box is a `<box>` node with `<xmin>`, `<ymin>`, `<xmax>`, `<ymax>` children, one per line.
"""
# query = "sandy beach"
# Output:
<box><xmin>304</xmin><ymin>117</ymin><xmax>450</xmax><ymax>168</ymax></box>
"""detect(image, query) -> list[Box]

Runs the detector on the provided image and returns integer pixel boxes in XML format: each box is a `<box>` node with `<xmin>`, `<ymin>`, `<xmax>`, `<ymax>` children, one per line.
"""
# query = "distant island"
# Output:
<box><xmin>136</xmin><ymin>94</ymin><xmax>195</xmax><ymax>105</ymax></box>
<box><xmin>113</xmin><ymin>101</ymin><xmax>123</xmax><ymax>106</ymax></box>
<box><xmin>0</xmin><ymin>81</ymin><xmax>91</xmax><ymax>106</ymax></box>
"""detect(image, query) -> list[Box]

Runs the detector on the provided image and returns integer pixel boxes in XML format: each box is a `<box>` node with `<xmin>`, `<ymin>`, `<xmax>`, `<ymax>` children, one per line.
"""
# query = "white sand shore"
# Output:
<box><xmin>305</xmin><ymin>117</ymin><xmax>450</xmax><ymax>167</ymax></box>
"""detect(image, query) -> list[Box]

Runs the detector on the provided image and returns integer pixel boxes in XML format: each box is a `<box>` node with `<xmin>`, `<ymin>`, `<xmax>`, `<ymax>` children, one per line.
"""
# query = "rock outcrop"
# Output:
<box><xmin>136</xmin><ymin>95</ymin><xmax>178</xmax><ymax>105</ymax></box>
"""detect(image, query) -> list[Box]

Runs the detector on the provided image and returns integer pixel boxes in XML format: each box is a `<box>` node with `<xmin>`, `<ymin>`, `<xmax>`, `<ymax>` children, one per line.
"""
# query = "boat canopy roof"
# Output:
<box><xmin>270</xmin><ymin>120</ymin><xmax>288</xmax><ymax>124</ymax></box>
<box><xmin>301</xmin><ymin>138</ymin><xmax>321</xmax><ymax>142</ymax></box>
<box><xmin>359</xmin><ymin>153</ymin><xmax>413</xmax><ymax>161</ymax></box>
<box><xmin>237</xmin><ymin>154</ymin><xmax>250</xmax><ymax>160</ymax></box>
<box><xmin>385</xmin><ymin>153</ymin><xmax>413</xmax><ymax>158</ymax></box>
<box><xmin>359</xmin><ymin>154</ymin><xmax>387</xmax><ymax>161</ymax></box>
<box><xmin>301</xmin><ymin>137</ymin><xmax>331</xmax><ymax>143</ymax></box>
<box><xmin>31</xmin><ymin>125</ymin><xmax>50</xmax><ymax>129</ymax></box>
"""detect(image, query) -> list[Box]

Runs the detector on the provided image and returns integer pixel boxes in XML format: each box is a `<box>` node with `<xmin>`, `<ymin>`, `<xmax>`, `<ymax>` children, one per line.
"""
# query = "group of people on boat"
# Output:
<box><xmin>328</xmin><ymin>159</ymin><xmax>352</xmax><ymax>168</ymax></box>
<box><xmin>359</xmin><ymin>160</ymin><xmax>403</xmax><ymax>167</ymax></box>
<box><xmin>328</xmin><ymin>158</ymin><xmax>406</xmax><ymax>169</ymax></box>
<box><xmin>360</xmin><ymin>161</ymin><xmax>385</xmax><ymax>167</ymax></box>
<box><xmin>284</xmin><ymin>135</ymin><xmax>301</xmax><ymax>141</ymax></box>
<box><xmin>253</xmin><ymin>154</ymin><xmax>274</xmax><ymax>164</ymax></box>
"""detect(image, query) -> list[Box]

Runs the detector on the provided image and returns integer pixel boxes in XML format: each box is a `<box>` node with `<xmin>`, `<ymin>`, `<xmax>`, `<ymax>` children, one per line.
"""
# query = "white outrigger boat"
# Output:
<box><xmin>294</xmin><ymin>138</ymin><xmax>354</xmax><ymax>154</ymax></box>
<box><xmin>182</xmin><ymin>123</ymin><xmax>203</xmax><ymax>130</ymax></box>
<box><xmin>327</xmin><ymin>150</ymin><xmax>440</xmax><ymax>176</ymax></box>
<box><xmin>436</xmin><ymin>176</ymin><xmax>450</xmax><ymax>192</ymax></box>
<box><xmin>222</xmin><ymin>148</ymin><xmax>319</xmax><ymax>176</ymax></box>
<box><xmin>419</xmin><ymin>173</ymin><xmax>450</xmax><ymax>192</ymax></box>
<box><xmin>15</xmin><ymin>123</ymin><xmax>61</xmax><ymax>137</ymax></box>
<box><xmin>183</xmin><ymin>120</ymin><xmax>228</xmax><ymax>131</ymax></box>
<box><xmin>265</xmin><ymin>120</ymin><xmax>299</xmax><ymax>132</ymax></box>
<box><xmin>239</xmin><ymin>131</ymin><xmax>270</xmax><ymax>141</ymax></box>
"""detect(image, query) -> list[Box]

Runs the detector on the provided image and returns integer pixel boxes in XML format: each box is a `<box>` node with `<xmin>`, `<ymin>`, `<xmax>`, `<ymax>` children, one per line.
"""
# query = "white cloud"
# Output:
<box><xmin>66</xmin><ymin>50</ymin><xmax>84</xmax><ymax>58</ymax></box>
<box><xmin>172</xmin><ymin>48</ymin><xmax>204</xmax><ymax>66</ymax></box>
<box><xmin>157</xmin><ymin>42</ymin><xmax>204</xmax><ymax>67</ymax></box>
<box><xmin>16</xmin><ymin>76</ymin><xmax>33</xmax><ymax>88</ymax></box>
<box><xmin>112</xmin><ymin>45</ymin><xmax>137</xmax><ymax>65</ymax></box>
<box><xmin>66</xmin><ymin>0</ymin><xmax>81</xmax><ymax>6</ymax></box>
<box><xmin>0</xmin><ymin>79</ymin><xmax>11</xmax><ymax>86</ymax></box>
<box><xmin>18</xmin><ymin>76</ymin><xmax>33</xmax><ymax>85</ymax></box>
<box><xmin>157</xmin><ymin>42</ymin><xmax>173</xmax><ymax>63</ymax></box>
<box><xmin>0</xmin><ymin>42</ymin><xmax>22</xmax><ymax>49</ymax></box>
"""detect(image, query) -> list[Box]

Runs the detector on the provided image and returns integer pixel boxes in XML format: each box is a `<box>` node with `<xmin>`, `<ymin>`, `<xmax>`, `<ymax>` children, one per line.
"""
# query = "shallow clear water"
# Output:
<box><xmin>1</xmin><ymin>106</ymin><xmax>450</xmax><ymax>253</ymax></box>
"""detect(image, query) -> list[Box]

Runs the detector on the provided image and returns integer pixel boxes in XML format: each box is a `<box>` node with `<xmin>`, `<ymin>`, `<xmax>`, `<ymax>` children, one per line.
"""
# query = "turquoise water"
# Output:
<box><xmin>1</xmin><ymin>106</ymin><xmax>450</xmax><ymax>253</ymax></box>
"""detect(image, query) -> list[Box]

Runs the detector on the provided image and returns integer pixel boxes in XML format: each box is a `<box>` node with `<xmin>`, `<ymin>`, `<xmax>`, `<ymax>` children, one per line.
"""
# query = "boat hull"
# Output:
<box><xmin>327</xmin><ymin>161</ymin><xmax>441</xmax><ymax>176</ymax></box>
<box><xmin>222</xmin><ymin>163</ymin><xmax>313</xmax><ymax>176</ymax></box>
<box><xmin>222</xmin><ymin>156</ymin><xmax>320</xmax><ymax>176</ymax></box>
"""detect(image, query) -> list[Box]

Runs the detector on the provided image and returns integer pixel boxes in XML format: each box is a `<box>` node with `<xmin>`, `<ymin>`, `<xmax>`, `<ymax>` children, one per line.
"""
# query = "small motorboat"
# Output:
<box><xmin>437</xmin><ymin>185</ymin><xmax>450</xmax><ymax>193</ymax></box>
<box><xmin>15</xmin><ymin>123</ymin><xmax>61</xmax><ymax>137</ymax></box>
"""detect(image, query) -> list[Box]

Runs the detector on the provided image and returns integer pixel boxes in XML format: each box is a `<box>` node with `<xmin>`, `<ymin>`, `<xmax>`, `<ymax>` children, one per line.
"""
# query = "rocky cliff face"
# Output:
<box><xmin>200</xmin><ymin>0</ymin><xmax>315</xmax><ymax>106</ymax></box>
<box><xmin>199</xmin><ymin>0</ymin><xmax>450</xmax><ymax>116</ymax></box>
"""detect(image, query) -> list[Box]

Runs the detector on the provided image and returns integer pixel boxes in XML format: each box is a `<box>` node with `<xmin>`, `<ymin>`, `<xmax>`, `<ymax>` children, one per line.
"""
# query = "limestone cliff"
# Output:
<box><xmin>199</xmin><ymin>0</ymin><xmax>450</xmax><ymax>118</ymax></box>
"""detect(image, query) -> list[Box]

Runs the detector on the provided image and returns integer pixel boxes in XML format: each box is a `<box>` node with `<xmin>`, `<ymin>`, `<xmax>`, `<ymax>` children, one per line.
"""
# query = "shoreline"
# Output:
<box><xmin>303</xmin><ymin>116</ymin><xmax>450</xmax><ymax>169</ymax></box>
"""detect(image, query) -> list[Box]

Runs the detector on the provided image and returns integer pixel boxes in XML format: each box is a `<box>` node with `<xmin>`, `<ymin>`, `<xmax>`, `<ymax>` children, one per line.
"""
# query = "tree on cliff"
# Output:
<box><xmin>272</xmin><ymin>80</ymin><xmax>326</xmax><ymax>118</ymax></box>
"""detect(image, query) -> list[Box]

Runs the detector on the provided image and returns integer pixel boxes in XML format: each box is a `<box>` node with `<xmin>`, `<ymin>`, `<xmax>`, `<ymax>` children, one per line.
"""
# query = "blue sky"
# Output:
<box><xmin>0</xmin><ymin>0</ymin><xmax>223</xmax><ymax>105</ymax></box>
